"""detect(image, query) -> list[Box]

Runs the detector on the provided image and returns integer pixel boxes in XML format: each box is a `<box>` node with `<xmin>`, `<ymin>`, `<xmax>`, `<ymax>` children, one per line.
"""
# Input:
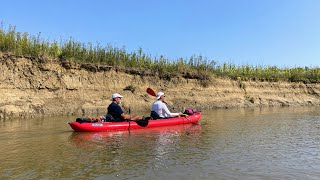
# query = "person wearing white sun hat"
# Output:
<box><xmin>151</xmin><ymin>91</ymin><xmax>182</xmax><ymax>119</ymax></box>
<box><xmin>106</xmin><ymin>93</ymin><xmax>141</xmax><ymax>122</ymax></box>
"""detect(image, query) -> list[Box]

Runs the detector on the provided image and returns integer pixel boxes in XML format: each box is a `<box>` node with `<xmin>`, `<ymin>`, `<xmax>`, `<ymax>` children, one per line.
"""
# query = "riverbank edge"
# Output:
<box><xmin>1</xmin><ymin>53</ymin><xmax>320</xmax><ymax>120</ymax></box>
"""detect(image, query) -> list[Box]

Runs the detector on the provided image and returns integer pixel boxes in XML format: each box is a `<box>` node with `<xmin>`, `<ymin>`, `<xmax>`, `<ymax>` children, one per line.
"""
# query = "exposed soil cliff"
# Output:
<box><xmin>1</xmin><ymin>53</ymin><xmax>320</xmax><ymax>120</ymax></box>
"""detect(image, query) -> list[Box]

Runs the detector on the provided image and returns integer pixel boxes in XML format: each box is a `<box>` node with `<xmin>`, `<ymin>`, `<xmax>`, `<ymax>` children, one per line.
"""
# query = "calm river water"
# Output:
<box><xmin>1</xmin><ymin>106</ymin><xmax>320</xmax><ymax>179</ymax></box>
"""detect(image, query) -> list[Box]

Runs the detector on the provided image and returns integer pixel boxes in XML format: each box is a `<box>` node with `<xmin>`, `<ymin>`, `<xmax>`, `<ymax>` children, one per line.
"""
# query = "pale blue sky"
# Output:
<box><xmin>1</xmin><ymin>0</ymin><xmax>320</xmax><ymax>67</ymax></box>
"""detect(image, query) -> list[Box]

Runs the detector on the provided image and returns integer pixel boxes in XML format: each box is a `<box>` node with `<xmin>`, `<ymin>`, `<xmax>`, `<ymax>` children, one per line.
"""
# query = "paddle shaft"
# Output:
<box><xmin>146</xmin><ymin>87</ymin><xmax>176</xmax><ymax>110</ymax></box>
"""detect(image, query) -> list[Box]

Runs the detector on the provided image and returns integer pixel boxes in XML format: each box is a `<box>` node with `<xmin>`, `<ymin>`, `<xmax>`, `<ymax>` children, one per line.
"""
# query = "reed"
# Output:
<box><xmin>0</xmin><ymin>25</ymin><xmax>319</xmax><ymax>83</ymax></box>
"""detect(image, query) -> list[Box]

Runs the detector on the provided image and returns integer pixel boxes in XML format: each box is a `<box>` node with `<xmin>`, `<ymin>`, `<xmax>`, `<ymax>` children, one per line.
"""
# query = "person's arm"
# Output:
<box><xmin>162</xmin><ymin>102</ymin><xmax>180</xmax><ymax>117</ymax></box>
<box><xmin>121</xmin><ymin>113</ymin><xmax>131</xmax><ymax>119</ymax></box>
<box><xmin>169</xmin><ymin>112</ymin><xmax>180</xmax><ymax>117</ymax></box>
<box><xmin>121</xmin><ymin>113</ymin><xmax>141</xmax><ymax>121</ymax></box>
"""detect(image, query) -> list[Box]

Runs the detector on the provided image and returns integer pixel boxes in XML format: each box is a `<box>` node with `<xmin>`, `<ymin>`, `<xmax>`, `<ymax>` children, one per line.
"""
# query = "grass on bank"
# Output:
<box><xmin>0</xmin><ymin>25</ymin><xmax>320</xmax><ymax>83</ymax></box>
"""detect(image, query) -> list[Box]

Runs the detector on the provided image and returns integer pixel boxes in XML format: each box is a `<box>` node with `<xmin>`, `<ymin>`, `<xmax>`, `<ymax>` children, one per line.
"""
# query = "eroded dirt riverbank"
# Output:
<box><xmin>1</xmin><ymin>53</ymin><xmax>320</xmax><ymax>120</ymax></box>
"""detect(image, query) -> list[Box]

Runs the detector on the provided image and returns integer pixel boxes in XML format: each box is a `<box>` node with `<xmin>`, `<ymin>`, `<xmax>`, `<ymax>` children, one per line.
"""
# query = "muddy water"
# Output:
<box><xmin>1</xmin><ymin>106</ymin><xmax>320</xmax><ymax>179</ymax></box>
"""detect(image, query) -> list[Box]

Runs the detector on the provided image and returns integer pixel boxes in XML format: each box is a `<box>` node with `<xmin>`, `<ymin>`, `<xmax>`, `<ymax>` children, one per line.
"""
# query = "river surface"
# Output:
<box><xmin>1</xmin><ymin>106</ymin><xmax>320</xmax><ymax>179</ymax></box>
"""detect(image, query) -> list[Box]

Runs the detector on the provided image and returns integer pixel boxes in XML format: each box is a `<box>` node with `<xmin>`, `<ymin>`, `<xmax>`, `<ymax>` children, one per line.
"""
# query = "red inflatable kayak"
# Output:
<box><xmin>68</xmin><ymin>112</ymin><xmax>201</xmax><ymax>132</ymax></box>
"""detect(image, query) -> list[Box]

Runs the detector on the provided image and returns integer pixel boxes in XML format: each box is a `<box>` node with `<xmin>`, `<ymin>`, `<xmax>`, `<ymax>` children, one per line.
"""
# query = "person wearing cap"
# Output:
<box><xmin>151</xmin><ymin>91</ymin><xmax>182</xmax><ymax>119</ymax></box>
<box><xmin>106</xmin><ymin>93</ymin><xmax>141</xmax><ymax>122</ymax></box>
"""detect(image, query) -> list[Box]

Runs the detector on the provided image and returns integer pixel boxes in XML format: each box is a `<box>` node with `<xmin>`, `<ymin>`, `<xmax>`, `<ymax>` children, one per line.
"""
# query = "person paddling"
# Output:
<box><xmin>151</xmin><ymin>92</ymin><xmax>182</xmax><ymax>119</ymax></box>
<box><xmin>106</xmin><ymin>93</ymin><xmax>141</xmax><ymax>122</ymax></box>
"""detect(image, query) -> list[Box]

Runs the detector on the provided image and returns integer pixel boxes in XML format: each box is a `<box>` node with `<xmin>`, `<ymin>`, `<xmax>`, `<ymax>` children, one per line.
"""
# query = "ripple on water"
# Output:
<box><xmin>1</xmin><ymin>107</ymin><xmax>320</xmax><ymax>179</ymax></box>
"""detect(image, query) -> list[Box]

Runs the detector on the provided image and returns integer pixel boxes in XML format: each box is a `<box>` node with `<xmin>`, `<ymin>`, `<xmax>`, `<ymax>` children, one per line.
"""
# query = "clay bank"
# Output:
<box><xmin>1</xmin><ymin>53</ymin><xmax>320</xmax><ymax>120</ymax></box>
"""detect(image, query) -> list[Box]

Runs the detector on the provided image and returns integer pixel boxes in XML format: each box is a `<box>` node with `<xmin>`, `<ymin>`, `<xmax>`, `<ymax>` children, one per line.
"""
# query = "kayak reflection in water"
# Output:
<box><xmin>151</xmin><ymin>91</ymin><xmax>182</xmax><ymax>119</ymax></box>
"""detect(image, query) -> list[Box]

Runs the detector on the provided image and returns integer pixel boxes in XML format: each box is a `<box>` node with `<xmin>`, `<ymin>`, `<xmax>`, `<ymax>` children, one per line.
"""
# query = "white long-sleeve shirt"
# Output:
<box><xmin>151</xmin><ymin>100</ymin><xmax>179</xmax><ymax>118</ymax></box>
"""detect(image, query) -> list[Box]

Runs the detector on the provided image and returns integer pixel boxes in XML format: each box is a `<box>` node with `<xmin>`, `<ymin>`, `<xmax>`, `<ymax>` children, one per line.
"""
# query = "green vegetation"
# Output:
<box><xmin>1</xmin><ymin>25</ymin><xmax>320</xmax><ymax>83</ymax></box>
<box><xmin>215</xmin><ymin>64</ymin><xmax>320</xmax><ymax>83</ymax></box>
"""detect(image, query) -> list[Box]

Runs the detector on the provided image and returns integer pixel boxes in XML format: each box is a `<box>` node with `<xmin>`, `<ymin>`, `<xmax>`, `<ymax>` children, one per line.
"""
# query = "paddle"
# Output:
<box><xmin>181</xmin><ymin>114</ymin><xmax>198</xmax><ymax>124</ymax></box>
<box><xmin>146</xmin><ymin>87</ymin><xmax>198</xmax><ymax>124</ymax></box>
<box><xmin>146</xmin><ymin>87</ymin><xmax>157</xmax><ymax>97</ymax></box>
<box><xmin>131</xmin><ymin>117</ymin><xmax>150</xmax><ymax>127</ymax></box>
<box><xmin>146</xmin><ymin>87</ymin><xmax>175</xmax><ymax>110</ymax></box>
<box><xmin>122</xmin><ymin>104</ymin><xmax>149</xmax><ymax>127</ymax></box>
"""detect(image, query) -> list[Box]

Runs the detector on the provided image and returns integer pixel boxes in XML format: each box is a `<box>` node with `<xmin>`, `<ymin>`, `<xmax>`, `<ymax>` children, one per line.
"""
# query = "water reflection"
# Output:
<box><xmin>1</xmin><ymin>106</ymin><xmax>320</xmax><ymax>179</ymax></box>
<box><xmin>198</xmin><ymin>106</ymin><xmax>320</xmax><ymax>179</ymax></box>
<box><xmin>68</xmin><ymin>124</ymin><xmax>202</xmax><ymax>152</ymax></box>
<box><xmin>67</xmin><ymin>124</ymin><xmax>203</xmax><ymax>178</ymax></box>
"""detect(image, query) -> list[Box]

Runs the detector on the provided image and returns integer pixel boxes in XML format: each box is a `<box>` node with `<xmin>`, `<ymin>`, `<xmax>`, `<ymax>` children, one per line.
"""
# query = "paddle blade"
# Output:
<box><xmin>146</xmin><ymin>88</ymin><xmax>157</xmax><ymax>97</ymax></box>
<box><xmin>135</xmin><ymin>118</ymin><xmax>149</xmax><ymax>127</ymax></box>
